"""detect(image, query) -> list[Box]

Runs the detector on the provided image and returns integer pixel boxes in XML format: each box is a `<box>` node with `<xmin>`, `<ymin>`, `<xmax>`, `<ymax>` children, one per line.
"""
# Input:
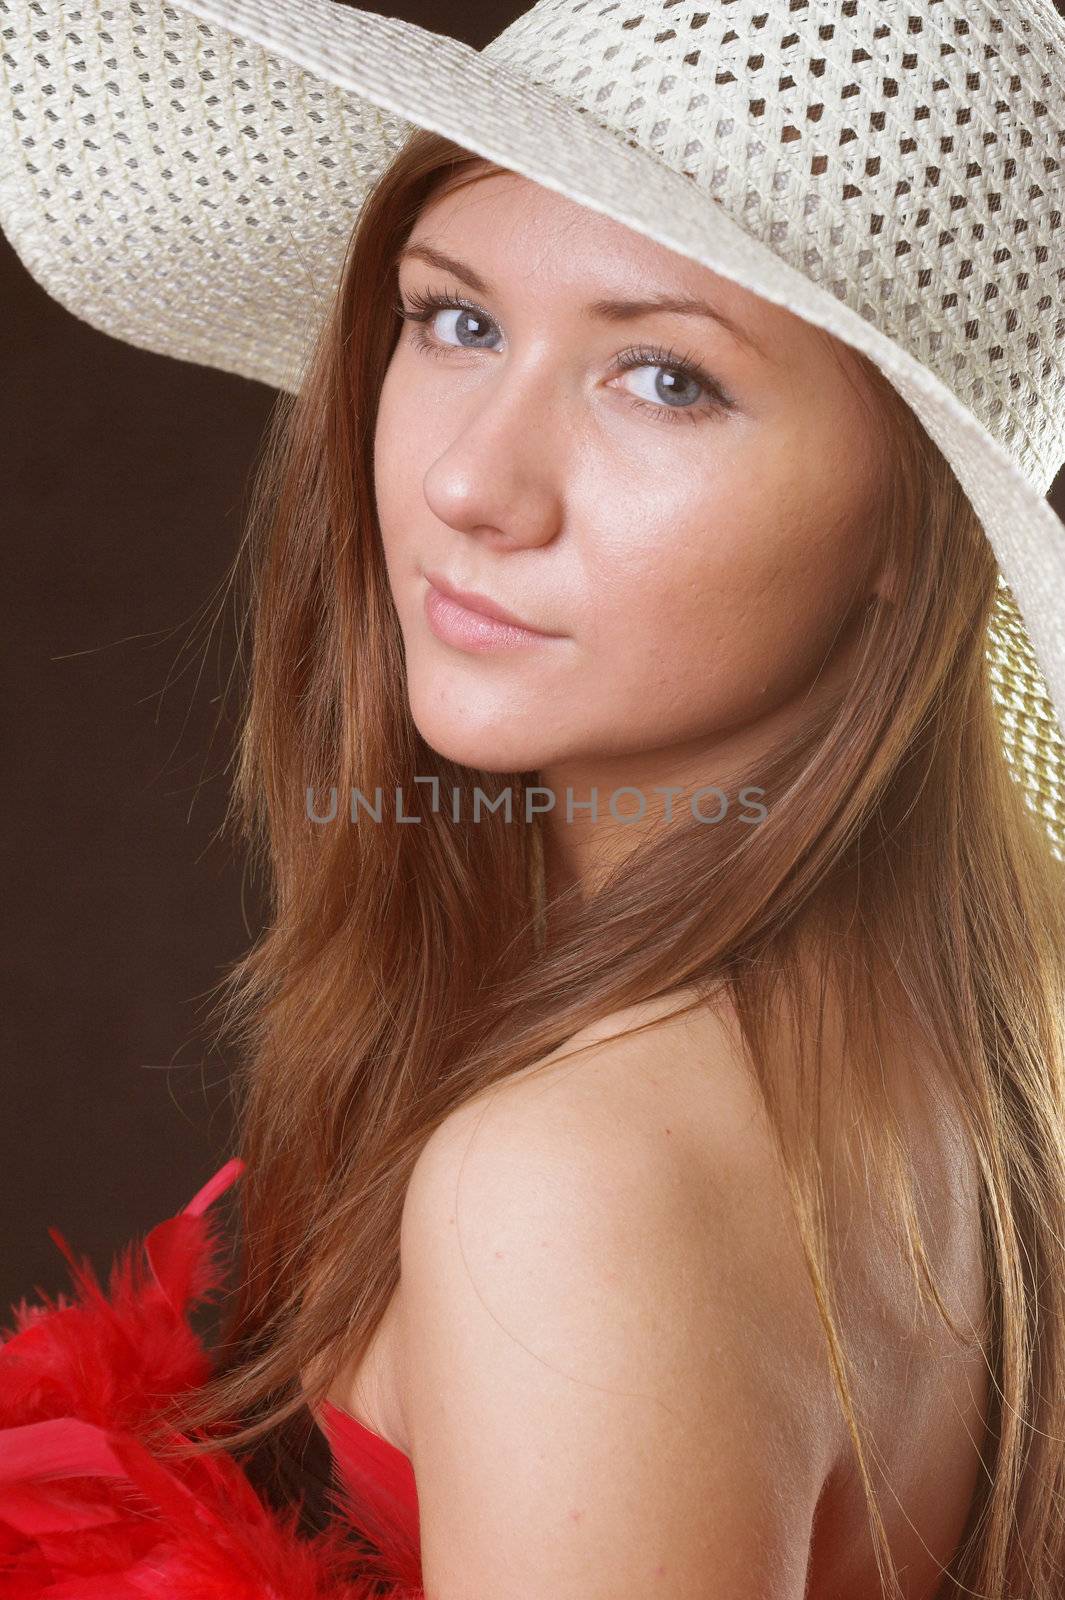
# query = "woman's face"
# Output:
<box><xmin>374</xmin><ymin>166</ymin><xmax>891</xmax><ymax>786</ymax></box>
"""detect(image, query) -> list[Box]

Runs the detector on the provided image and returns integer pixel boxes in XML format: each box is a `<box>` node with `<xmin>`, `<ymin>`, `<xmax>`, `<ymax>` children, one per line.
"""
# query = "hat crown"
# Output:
<box><xmin>483</xmin><ymin>0</ymin><xmax>1065</xmax><ymax>493</ymax></box>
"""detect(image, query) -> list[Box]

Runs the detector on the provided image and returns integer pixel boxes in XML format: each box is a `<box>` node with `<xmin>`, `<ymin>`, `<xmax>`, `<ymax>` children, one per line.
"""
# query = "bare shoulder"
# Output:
<box><xmin>411</xmin><ymin>985</ymin><xmax>786</xmax><ymax>1193</ymax></box>
<box><xmin>406</xmin><ymin>986</ymin><xmax>838</xmax><ymax>1391</ymax></box>
<box><xmin>395</xmin><ymin>989</ymin><xmax>846</xmax><ymax>1599</ymax></box>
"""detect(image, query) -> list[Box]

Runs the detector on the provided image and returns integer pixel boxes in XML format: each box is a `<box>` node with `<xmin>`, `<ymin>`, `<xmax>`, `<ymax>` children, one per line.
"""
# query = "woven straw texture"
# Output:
<box><xmin>0</xmin><ymin>0</ymin><xmax>1063</xmax><ymax>856</ymax></box>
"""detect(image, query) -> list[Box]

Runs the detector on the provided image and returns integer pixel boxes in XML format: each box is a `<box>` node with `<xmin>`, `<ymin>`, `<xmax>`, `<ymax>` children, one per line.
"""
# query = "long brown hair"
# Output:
<box><xmin>165</xmin><ymin>128</ymin><xmax>1065</xmax><ymax>1598</ymax></box>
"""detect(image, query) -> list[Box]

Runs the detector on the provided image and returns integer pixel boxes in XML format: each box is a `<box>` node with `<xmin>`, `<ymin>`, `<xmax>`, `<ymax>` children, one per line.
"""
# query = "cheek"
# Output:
<box><xmin>373</xmin><ymin>360</ymin><xmax>414</xmax><ymax>551</ymax></box>
<box><xmin>373</xmin><ymin>353</ymin><xmax>449</xmax><ymax>622</ymax></box>
<box><xmin>582</xmin><ymin>462</ymin><xmax>874</xmax><ymax>719</ymax></box>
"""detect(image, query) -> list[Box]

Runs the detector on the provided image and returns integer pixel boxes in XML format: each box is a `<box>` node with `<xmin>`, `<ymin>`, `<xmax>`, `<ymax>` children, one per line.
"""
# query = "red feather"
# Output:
<box><xmin>0</xmin><ymin>1161</ymin><xmax>424</xmax><ymax>1599</ymax></box>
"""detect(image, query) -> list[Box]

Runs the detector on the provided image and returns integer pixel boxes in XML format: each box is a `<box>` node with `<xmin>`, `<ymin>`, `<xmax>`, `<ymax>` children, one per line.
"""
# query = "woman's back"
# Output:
<box><xmin>324</xmin><ymin>989</ymin><xmax>991</xmax><ymax>1599</ymax></box>
<box><xmin>804</xmin><ymin>1033</ymin><xmax>991</xmax><ymax>1598</ymax></box>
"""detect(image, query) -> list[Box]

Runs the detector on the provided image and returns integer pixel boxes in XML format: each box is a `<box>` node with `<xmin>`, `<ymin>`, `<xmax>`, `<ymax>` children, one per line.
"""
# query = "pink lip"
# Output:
<box><xmin>424</xmin><ymin>570</ymin><xmax>555</xmax><ymax>632</ymax></box>
<box><xmin>422</xmin><ymin>572</ymin><xmax>562</xmax><ymax>653</ymax></box>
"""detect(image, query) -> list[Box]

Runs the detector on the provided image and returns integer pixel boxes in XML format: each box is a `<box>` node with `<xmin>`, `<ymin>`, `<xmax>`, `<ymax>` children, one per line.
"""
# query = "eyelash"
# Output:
<box><xmin>393</xmin><ymin>284</ymin><xmax>735</xmax><ymax>426</ymax></box>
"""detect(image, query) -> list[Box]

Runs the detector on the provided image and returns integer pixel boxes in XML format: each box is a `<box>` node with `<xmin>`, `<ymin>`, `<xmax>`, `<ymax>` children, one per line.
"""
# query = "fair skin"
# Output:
<box><xmin>374</xmin><ymin>165</ymin><xmax>893</xmax><ymax>894</ymax></box>
<box><xmin>394</xmin><ymin>998</ymin><xmax>842</xmax><ymax>1600</ymax></box>
<box><xmin>326</xmin><ymin>992</ymin><xmax>988</xmax><ymax>1600</ymax></box>
<box><xmin>327</xmin><ymin>170</ymin><xmax>989</xmax><ymax>1597</ymax></box>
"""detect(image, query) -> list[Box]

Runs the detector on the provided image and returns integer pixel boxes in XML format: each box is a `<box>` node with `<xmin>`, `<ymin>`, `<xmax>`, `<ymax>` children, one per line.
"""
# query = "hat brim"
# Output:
<box><xmin>3</xmin><ymin>0</ymin><xmax>1063</xmax><ymax>834</ymax></box>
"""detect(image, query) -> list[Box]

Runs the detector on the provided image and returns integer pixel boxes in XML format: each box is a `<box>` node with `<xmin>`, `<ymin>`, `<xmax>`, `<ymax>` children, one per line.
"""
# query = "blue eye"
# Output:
<box><xmin>412</xmin><ymin>298</ymin><xmax>499</xmax><ymax>350</ymax></box>
<box><xmin>613</xmin><ymin>342</ymin><xmax>734</xmax><ymax>423</ymax></box>
<box><xmin>395</xmin><ymin>286</ymin><xmax>735</xmax><ymax>426</ymax></box>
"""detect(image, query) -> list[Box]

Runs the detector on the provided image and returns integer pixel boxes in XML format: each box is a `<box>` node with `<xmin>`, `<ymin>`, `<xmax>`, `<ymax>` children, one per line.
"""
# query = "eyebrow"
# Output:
<box><xmin>397</xmin><ymin>242</ymin><xmax>770</xmax><ymax>361</ymax></box>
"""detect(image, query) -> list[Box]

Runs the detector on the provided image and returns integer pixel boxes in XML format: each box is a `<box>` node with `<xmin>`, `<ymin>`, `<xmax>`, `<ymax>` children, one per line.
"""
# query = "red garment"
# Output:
<box><xmin>317</xmin><ymin>1402</ymin><xmax>420</xmax><ymax>1583</ymax></box>
<box><xmin>0</xmin><ymin>1160</ymin><xmax>423</xmax><ymax>1598</ymax></box>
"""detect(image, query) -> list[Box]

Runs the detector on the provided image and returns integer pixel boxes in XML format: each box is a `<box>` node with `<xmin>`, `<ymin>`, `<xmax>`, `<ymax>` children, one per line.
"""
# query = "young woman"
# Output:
<box><xmin>2</xmin><ymin>1</ymin><xmax>1064</xmax><ymax>1597</ymax></box>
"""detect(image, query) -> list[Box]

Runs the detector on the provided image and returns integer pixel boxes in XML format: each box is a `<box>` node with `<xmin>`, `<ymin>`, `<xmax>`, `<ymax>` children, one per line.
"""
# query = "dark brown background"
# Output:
<box><xmin>3</xmin><ymin>0</ymin><xmax>1063</xmax><ymax>1310</ymax></box>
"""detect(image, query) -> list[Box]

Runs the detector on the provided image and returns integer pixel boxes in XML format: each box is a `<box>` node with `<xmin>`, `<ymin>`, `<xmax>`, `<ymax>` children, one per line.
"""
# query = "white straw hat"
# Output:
<box><xmin>2</xmin><ymin>0</ymin><xmax>1063</xmax><ymax>856</ymax></box>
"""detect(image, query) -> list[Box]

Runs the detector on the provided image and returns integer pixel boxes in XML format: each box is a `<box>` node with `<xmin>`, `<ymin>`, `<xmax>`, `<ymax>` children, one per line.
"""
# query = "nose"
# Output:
<box><xmin>420</xmin><ymin>352</ymin><xmax>566</xmax><ymax>552</ymax></box>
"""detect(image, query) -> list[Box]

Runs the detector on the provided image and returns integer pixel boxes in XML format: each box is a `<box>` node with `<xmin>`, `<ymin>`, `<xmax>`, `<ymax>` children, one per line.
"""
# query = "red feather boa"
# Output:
<box><xmin>0</xmin><ymin>1161</ymin><xmax>422</xmax><ymax>1598</ymax></box>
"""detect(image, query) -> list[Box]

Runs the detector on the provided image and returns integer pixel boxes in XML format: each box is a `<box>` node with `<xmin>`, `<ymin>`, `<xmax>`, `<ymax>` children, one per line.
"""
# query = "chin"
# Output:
<box><xmin>408</xmin><ymin>703</ymin><xmax>545</xmax><ymax>779</ymax></box>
